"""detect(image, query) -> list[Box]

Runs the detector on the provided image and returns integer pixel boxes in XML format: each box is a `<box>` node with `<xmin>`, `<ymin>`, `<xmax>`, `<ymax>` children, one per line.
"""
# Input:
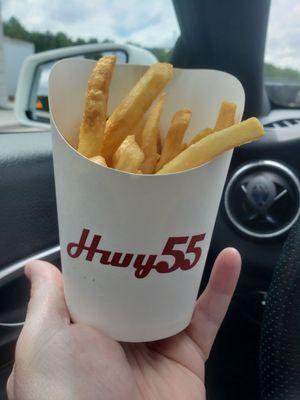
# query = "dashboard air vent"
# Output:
<box><xmin>264</xmin><ymin>118</ymin><xmax>300</xmax><ymax>128</ymax></box>
<box><xmin>224</xmin><ymin>161</ymin><xmax>300</xmax><ymax>239</ymax></box>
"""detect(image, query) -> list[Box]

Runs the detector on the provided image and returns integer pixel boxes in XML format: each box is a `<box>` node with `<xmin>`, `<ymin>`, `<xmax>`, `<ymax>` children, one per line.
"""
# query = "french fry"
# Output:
<box><xmin>157</xmin><ymin>128</ymin><xmax>162</xmax><ymax>155</ymax></box>
<box><xmin>112</xmin><ymin>135</ymin><xmax>144</xmax><ymax>173</ymax></box>
<box><xmin>156</xmin><ymin>108</ymin><xmax>191</xmax><ymax>171</ymax></box>
<box><xmin>189</xmin><ymin>128</ymin><xmax>213</xmax><ymax>146</ymax></box>
<box><xmin>156</xmin><ymin>118</ymin><xmax>264</xmax><ymax>174</ymax></box>
<box><xmin>77</xmin><ymin>58</ymin><xmax>263</xmax><ymax>176</ymax></box>
<box><xmin>132</xmin><ymin>117</ymin><xmax>145</xmax><ymax>148</ymax></box>
<box><xmin>101</xmin><ymin>63</ymin><xmax>173</xmax><ymax>163</ymax></box>
<box><xmin>214</xmin><ymin>101</ymin><xmax>237</xmax><ymax>131</ymax></box>
<box><xmin>165</xmin><ymin>142</ymin><xmax>187</xmax><ymax>163</ymax></box>
<box><xmin>179</xmin><ymin>143</ymin><xmax>188</xmax><ymax>153</ymax></box>
<box><xmin>78</xmin><ymin>56</ymin><xmax>116</xmax><ymax>157</ymax></box>
<box><xmin>90</xmin><ymin>155</ymin><xmax>107</xmax><ymax>167</ymax></box>
<box><xmin>140</xmin><ymin>93</ymin><xmax>166</xmax><ymax>174</ymax></box>
<box><xmin>188</xmin><ymin>102</ymin><xmax>236</xmax><ymax>147</ymax></box>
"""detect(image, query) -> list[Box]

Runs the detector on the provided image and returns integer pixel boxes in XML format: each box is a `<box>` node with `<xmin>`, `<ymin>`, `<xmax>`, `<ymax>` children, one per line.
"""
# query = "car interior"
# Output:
<box><xmin>1</xmin><ymin>0</ymin><xmax>300</xmax><ymax>399</ymax></box>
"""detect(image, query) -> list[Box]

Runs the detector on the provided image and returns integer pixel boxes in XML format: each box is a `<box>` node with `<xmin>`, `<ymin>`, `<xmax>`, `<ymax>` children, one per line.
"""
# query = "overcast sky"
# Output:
<box><xmin>2</xmin><ymin>0</ymin><xmax>300</xmax><ymax>70</ymax></box>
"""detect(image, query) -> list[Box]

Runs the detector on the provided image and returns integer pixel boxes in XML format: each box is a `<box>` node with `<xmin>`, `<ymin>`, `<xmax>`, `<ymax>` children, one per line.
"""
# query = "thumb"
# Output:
<box><xmin>24</xmin><ymin>260</ymin><xmax>70</xmax><ymax>329</ymax></box>
<box><xmin>187</xmin><ymin>248</ymin><xmax>241</xmax><ymax>360</ymax></box>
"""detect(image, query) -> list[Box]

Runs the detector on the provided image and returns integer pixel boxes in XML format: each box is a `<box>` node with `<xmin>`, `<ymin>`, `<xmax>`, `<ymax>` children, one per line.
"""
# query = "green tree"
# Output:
<box><xmin>88</xmin><ymin>38</ymin><xmax>98</xmax><ymax>44</ymax></box>
<box><xmin>3</xmin><ymin>15</ymin><xmax>300</xmax><ymax>80</ymax></box>
<box><xmin>147</xmin><ymin>47</ymin><xmax>171</xmax><ymax>62</ymax></box>
<box><xmin>3</xmin><ymin>16</ymin><xmax>99</xmax><ymax>52</ymax></box>
<box><xmin>55</xmin><ymin>32</ymin><xmax>73</xmax><ymax>48</ymax></box>
<box><xmin>101</xmin><ymin>38</ymin><xmax>114</xmax><ymax>44</ymax></box>
<box><xmin>3</xmin><ymin>16</ymin><xmax>30</xmax><ymax>41</ymax></box>
<box><xmin>264</xmin><ymin>62</ymin><xmax>300</xmax><ymax>80</ymax></box>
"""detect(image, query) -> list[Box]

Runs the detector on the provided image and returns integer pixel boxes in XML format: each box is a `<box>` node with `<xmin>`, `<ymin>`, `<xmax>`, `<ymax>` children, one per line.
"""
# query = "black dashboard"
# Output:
<box><xmin>204</xmin><ymin>109</ymin><xmax>300</xmax><ymax>399</ymax></box>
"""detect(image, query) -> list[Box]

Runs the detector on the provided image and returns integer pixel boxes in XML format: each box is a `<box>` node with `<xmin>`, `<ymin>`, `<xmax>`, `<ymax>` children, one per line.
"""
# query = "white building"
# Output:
<box><xmin>3</xmin><ymin>36</ymin><xmax>34</xmax><ymax>98</ymax></box>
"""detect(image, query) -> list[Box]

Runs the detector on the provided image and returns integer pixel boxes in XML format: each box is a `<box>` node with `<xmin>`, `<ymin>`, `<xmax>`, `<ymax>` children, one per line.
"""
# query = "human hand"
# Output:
<box><xmin>7</xmin><ymin>248</ymin><xmax>241</xmax><ymax>400</ymax></box>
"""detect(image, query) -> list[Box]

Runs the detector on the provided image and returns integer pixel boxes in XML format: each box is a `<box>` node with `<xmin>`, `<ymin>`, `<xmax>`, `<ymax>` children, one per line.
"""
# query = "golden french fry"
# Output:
<box><xmin>156</xmin><ymin>108</ymin><xmax>192</xmax><ymax>171</ymax></box>
<box><xmin>140</xmin><ymin>93</ymin><xmax>166</xmax><ymax>174</ymax></box>
<box><xmin>78</xmin><ymin>56</ymin><xmax>116</xmax><ymax>157</ymax></box>
<box><xmin>157</xmin><ymin>128</ymin><xmax>162</xmax><ymax>155</ymax></box>
<box><xmin>214</xmin><ymin>101</ymin><xmax>237</xmax><ymax>131</ymax></box>
<box><xmin>187</xmin><ymin>102</ymin><xmax>236</xmax><ymax>148</ymax></box>
<box><xmin>169</xmin><ymin>142</ymin><xmax>188</xmax><ymax>160</ymax></box>
<box><xmin>189</xmin><ymin>128</ymin><xmax>213</xmax><ymax>146</ymax></box>
<box><xmin>179</xmin><ymin>143</ymin><xmax>187</xmax><ymax>152</ymax></box>
<box><xmin>89</xmin><ymin>155</ymin><xmax>107</xmax><ymax>167</ymax></box>
<box><xmin>132</xmin><ymin>117</ymin><xmax>145</xmax><ymax>148</ymax></box>
<box><xmin>156</xmin><ymin>118</ymin><xmax>264</xmax><ymax>174</ymax></box>
<box><xmin>164</xmin><ymin>142</ymin><xmax>188</xmax><ymax>165</ymax></box>
<box><xmin>101</xmin><ymin>63</ymin><xmax>173</xmax><ymax>163</ymax></box>
<box><xmin>112</xmin><ymin>135</ymin><xmax>144</xmax><ymax>173</ymax></box>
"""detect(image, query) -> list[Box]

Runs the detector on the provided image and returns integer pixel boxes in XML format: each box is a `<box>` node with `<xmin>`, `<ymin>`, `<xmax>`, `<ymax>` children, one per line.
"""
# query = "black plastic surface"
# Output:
<box><xmin>202</xmin><ymin>134</ymin><xmax>300</xmax><ymax>400</ymax></box>
<box><xmin>207</xmin><ymin>136</ymin><xmax>300</xmax><ymax>275</ymax></box>
<box><xmin>0</xmin><ymin>131</ymin><xmax>58</xmax><ymax>269</ymax></box>
<box><xmin>260</xmin><ymin>217</ymin><xmax>300</xmax><ymax>400</ymax></box>
<box><xmin>171</xmin><ymin>0</ymin><xmax>271</xmax><ymax>117</ymax></box>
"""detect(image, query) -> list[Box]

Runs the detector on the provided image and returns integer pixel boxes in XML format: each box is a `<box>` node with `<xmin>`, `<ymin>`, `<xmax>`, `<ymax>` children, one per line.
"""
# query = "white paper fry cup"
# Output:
<box><xmin>49</xmin><ymin>59</ymin><xmax>245</xmax><ymax>342</ymax></box>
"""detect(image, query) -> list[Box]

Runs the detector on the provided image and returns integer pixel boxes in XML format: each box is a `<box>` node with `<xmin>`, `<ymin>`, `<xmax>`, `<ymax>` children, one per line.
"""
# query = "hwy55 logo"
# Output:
<box><xmin>67</xmin><ymin>229</ymin><xmax>206</xmax><ymax>279</ymax></box>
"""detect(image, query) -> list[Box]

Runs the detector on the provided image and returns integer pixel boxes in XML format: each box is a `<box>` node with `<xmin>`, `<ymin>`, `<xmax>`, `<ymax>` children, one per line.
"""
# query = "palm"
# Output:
<box><xmin>122</xmin><ymin>337</ymin><xmax>206</xmax><ymax>399</ymax></box>
<box><xmin>54</xmin><ymin>325</ymin><xmax>205</xmax><ymax>400</ymax></box>
<box><xmin>7</xmin><ymin>248</ymin><xmax>240</xmax><ymax>400</ymax></box>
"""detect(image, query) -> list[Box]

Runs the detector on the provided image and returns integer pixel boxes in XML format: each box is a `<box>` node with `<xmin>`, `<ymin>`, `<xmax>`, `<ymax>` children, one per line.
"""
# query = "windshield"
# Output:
<box><xmin>1</xmin><ymin>0</ymin><xmax>300</xmax><ymax>109</ymax></box>
<box><xmin>2</xmin><ymin>1</ymin><xmax>179</xmax><ymax>58</ymax></box>
<box><xmin>1</xmin><ymin>0</ymin><xmax>179</xmax><ymax>119</ymax></box>
<box><xmin>264</xmin><ymin>0</ymin><xmax>300</xmax><ymax>107</ymax></box>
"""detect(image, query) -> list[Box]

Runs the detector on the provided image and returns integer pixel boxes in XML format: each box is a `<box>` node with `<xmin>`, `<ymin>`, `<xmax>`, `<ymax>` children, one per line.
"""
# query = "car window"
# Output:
<box><xmin>0</xmin><ymin>1</ymin><xmax>179</xmax><ymax>128</ymax></box>
<box><xmin>1</xmin><ymin>0</ymin><xmax>179</xmax><ymax>98</ymax></box>
<box><xmin>265</xmin><ymin>0</ymin><xmax>300</xmax><ymax>107</ymax></box>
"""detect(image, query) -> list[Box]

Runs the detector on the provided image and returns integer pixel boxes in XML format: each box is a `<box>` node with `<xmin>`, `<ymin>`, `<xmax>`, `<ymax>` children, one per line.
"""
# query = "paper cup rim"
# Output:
<box><xmin>49</xmin><ymin>57</ymin><xmax>245</xmax><ymax>84</ymax></box>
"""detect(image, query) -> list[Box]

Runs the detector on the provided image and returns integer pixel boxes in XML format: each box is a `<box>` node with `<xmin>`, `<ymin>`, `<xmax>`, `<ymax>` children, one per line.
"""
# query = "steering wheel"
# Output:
<box><xmin>260</xmin><ymin>217</ymin><xmax>300</xmax><ymax>399</ymax></box>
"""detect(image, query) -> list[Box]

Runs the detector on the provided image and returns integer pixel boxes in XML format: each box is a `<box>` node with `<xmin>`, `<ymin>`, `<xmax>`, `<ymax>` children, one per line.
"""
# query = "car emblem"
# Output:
<box><xmin>243</xmin><ymin>175</ymin><xmax>276</xmax><ymax>211</ymax></box>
